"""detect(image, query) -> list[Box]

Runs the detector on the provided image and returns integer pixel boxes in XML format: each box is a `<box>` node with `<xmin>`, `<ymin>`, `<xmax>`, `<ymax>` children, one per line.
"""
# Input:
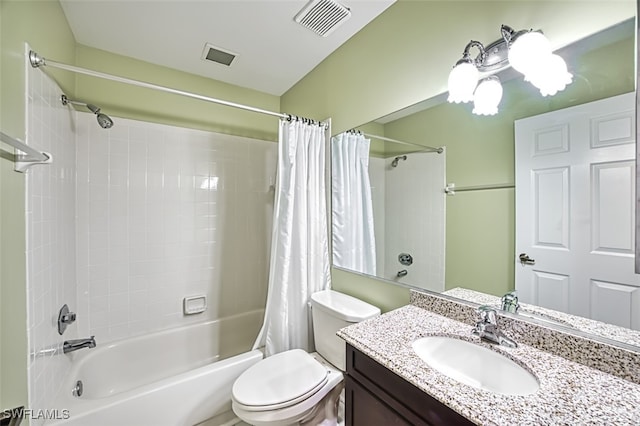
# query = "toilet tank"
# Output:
<box><xmin>310</xmin><ymin>290</ymin><xmax>380</xmax><ymax>371</ymax></box>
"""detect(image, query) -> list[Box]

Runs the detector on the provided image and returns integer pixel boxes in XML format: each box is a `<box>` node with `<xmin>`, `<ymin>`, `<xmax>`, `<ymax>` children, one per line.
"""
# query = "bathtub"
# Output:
<box><xmin>47</xmin><ymin>310</ymin><xmax>264</xmax><ymax>426</ymax></box>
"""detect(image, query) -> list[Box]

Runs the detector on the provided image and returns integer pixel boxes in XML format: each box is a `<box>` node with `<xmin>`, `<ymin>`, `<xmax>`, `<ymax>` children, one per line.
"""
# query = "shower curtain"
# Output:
<box><xmin>254</xmin><ymin>118</ymin><xmax>331</xmax><ymax>357</ymax></box>
<box><xmin>331</xmin><ymin>132</ymin><xmax>376</xmax><ymax>275</ymax></box>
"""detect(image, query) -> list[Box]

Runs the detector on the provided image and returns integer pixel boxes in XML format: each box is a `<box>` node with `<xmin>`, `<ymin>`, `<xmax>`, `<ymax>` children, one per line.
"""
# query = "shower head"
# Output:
<box><xmin>61</xmin><ymin>94</ymin><xmax>114</xmax><ymax>129</ymax></box>
<box><xmin>96</xmin><ymin>113</ymin><xmax>114</xmax><ymax>129</ymax></box>
<box><xmin>391</xmin><ymin>155</ymin><xmax>407</xmax><ymax>167</ymax></box>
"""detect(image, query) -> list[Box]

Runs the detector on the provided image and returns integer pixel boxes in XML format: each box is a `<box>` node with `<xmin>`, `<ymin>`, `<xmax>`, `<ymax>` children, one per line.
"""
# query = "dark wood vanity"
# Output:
<box><xmin>345</xmin><ymin>344</ymin><xmax>475</xmax><ymax>426</ymax></box>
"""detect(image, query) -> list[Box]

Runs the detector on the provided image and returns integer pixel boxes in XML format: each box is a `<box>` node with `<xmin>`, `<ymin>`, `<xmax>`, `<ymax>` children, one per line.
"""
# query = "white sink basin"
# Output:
<box><xmin>412</xmin><ymin>336</ymin><xmax>539</xmax><ymax>395</ymax></box>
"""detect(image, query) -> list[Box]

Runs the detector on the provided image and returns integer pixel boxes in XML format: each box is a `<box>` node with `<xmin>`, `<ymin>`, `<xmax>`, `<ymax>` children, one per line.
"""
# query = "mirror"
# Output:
<box><xmin>331</xmin><ymin>18</ymin><xmax>639</xmax><ymax>347</ymax></box>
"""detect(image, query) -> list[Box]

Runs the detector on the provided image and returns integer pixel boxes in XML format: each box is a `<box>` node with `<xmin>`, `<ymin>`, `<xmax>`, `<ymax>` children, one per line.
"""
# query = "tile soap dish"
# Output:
<box><xmin>183</xmin><ymin>295</ymin><xmax>207</xmax><ymax>315</ymax></box>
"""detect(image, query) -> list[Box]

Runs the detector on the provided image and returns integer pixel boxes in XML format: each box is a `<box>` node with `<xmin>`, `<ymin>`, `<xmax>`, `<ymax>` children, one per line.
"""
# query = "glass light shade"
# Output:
<box><xmin>526</xmin><ymin>54</ymin><xmax>573</xmax><ymax>96</ymax></box>
<box><xmin>472</xmin><ymin>77</ymin><xmax>503</xmax><ymax>116</ymax></box>
<box><xmin>447</xmin><ymin>61</ymin><xmax>479</xmax><ymax>103</ymax></box>
<box><xmin>508</xmin><ymin>31</ymin><xmax>552</xmax><ymax>78</ymax></box>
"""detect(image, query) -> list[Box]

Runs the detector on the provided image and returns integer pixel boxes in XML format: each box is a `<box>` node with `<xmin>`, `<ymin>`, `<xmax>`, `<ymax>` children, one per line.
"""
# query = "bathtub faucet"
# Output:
<box><xmin>63</xmin><ymin>336</ymin><xmax>96</xmax><ymax>354</ymax></box>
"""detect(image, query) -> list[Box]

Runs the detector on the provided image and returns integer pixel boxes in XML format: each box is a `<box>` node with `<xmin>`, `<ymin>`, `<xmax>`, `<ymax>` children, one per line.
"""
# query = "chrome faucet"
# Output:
<box><xmin>63</xmin><ymin>336</ymin><xmax>96</xmax><ymax>354</ymax></box>
<box><xmin>472</xmin><ymin>306</ymin><xmax>517</xmax><ymax>348</ymax></box>
<box><xmin>501</xmin><ymin>291</ymin><xmax>520</xmax><ymax>313</ymax></box>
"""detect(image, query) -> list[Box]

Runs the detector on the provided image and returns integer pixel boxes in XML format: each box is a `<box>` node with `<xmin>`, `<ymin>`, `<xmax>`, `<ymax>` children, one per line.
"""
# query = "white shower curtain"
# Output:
<box><xmin>254</xmin><ymin>118</ymin><xmax>331</xmax><ymax>357</ymax></box>
<box><xmin>331</xmin><ymin>132</ymin><xmax>376</xmax><ymax>275</ymax></box>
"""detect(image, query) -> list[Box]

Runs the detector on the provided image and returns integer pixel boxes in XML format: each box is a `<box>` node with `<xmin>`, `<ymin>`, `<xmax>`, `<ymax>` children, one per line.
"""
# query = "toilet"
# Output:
<box><xmin>231</xmin><ymin>289</ymin><xmax>380</xmax><ymax>425</ymax></box>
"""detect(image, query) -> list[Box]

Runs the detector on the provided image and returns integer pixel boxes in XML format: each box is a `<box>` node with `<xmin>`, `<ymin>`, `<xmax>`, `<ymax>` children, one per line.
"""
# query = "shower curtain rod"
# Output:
<box><xmin>351</xmin><ymin>129</ymin><xmax>443</xmax><ymax>154</ymax></box>
<box><xmin>28</xmin><ymin>50</ymin><xmax>321</xmax><ymax>124</ymax></box>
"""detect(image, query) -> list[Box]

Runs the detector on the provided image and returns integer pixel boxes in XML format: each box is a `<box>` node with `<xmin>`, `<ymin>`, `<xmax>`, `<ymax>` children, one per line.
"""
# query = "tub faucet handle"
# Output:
<box><xmin>61</xmin><ymin>312</ymin><xmax>76</xmax><ymax>323</ymax></box>
<box><xmin>58</xmin><ymin>304</ymin><xmax>77</xmax><ymax>335</ymax></box>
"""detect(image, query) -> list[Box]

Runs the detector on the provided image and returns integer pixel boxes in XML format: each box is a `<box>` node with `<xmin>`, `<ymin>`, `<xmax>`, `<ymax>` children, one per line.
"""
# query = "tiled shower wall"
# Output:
<box><xmin>25</xmin><ymin>63</ymin><xmax>276</xmax><ymax>414</ymax></box>
<box><xmin>26</xmin><ymin>56</ymin><xmax>78</xmax><ymax>421</ymax></box>
<box><xmin>369</xmin><ymin>157</ymin><xmax>386</xmax><ymax>274</ymax></box>
<box><xmin>367</xmin><ymin>151</ymin><xmax>446</xmax><ymax>291</ymax></box>
<box><xmin>75</xmin><ymin>115</ymin><xmax>276</xmax><ymax>343</ymax></box>
<box><xmin>384</xmin><ymin>150</ymin><xmax>446</xmax><ymax>291</ymax></box>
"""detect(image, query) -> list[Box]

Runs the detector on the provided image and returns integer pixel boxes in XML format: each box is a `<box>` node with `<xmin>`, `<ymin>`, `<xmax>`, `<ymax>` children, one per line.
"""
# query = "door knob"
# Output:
<box><xmin>519</xmin><ymin>253</ymin><xmax>535</xmax><ymax>266</ymax></box>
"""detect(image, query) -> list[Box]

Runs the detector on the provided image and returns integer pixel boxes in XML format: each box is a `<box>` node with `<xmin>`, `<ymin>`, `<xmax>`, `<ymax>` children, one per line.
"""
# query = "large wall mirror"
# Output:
<box><xmin>331</xmin><ymin>17</ymin><xmax>639</xmax><ymax>347</ymax></box>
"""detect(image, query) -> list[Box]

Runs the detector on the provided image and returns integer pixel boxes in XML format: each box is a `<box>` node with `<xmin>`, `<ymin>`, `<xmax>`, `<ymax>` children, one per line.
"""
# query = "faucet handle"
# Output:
<box><xmin>476</xmin><ymin>305</ymin><xmax>498</xmax><ymax>325</ymax></box>
<box><xmin>57</xmin><ymin>304</ymin><xmax>77</xmax><ymax>335</ymax></box>
<box><xmin>501</xmin><ymin>291</ymin><xmax>520</xmax><ymax>313</ymax></box>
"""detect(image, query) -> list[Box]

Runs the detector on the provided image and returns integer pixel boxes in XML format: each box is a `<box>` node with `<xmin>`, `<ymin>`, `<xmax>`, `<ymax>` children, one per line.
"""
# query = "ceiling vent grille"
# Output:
<box><xmin>294</xmin><ymin>0</ymin><xmax>351</xmax><ymax>37</ymax></box>
<box><xmin>201</xmin><ymin>43</ymin><xmax>237</xmax><ymax>66</ymax></box>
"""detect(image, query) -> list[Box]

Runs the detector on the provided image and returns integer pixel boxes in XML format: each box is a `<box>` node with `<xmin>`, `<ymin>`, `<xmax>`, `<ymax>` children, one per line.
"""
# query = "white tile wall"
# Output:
<box><xmin>25</xmin><ymin>59</ymin><xmax>275</xmax><ymax>416</ymax></box>
<box><xmin>369</xmin><ymin>157</ymin><xmax>386</xmax><ymax>275</ymax></box>
<box><xmin>75</xmin><ymin>115</ymin><xmax>276</xmax><ymax>343</ymax></box>
<box><xmin>383</xmin><ymin>150</ymin><xmax>446</xmax><ymax>291</ymax></box>
<box><xmin>25</xmin><ymin>56</ymin><xmax>78</xmax><ymax>423</ymax></box>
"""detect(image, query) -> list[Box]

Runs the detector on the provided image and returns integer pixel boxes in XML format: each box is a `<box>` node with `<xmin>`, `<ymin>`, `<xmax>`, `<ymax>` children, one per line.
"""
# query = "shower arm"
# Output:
<box><xmin>61</xmin><ymin>95</ymin><xmax>99</xmax><ymax>113</ymax></box>
<box><xmin>60</xmin><ymin>94</ymin><xmax>114</xmax><ymax>129</ymax></box>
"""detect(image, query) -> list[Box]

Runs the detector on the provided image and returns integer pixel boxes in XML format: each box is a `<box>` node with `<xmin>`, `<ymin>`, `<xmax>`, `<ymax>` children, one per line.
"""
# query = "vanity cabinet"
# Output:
<box><xmin>345</xmin><ymin>344</ymin><xmax>475</xmax><ymax>426</ymax></box>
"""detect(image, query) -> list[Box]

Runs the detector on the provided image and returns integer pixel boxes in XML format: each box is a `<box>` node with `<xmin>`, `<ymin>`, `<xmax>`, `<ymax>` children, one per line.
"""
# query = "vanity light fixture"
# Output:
<box><xmin>447</xmin><ymin>25</ymin><xmax>572</xmax><ymax>115</ymax></box>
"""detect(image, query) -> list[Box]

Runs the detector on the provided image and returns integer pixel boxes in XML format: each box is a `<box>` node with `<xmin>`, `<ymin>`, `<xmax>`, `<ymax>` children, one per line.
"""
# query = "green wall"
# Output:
<box><xmin>282</xmin><ymin>1</ymin><xmax>636</xmax><ymax>312</ymax></box>
<box><xmin>74</xmin><ymin>45</ymin><xmax>280</xmax><ymax>142</ymax></box>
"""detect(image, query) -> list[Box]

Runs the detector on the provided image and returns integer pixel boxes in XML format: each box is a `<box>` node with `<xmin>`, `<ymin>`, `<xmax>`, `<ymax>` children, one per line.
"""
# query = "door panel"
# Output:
<box><xmin>532</xmin><ymin>271</ymin><xmax>570</xmax><ymax>312</ymax></box>
<box><xmin>533</xmin><ymin>167</ymin><xmax>569</xmax><ymax>248</ymax></box>
<box><xmin>591</xmin><ymin>160</ymin><xmax>634</xmax><ymax>254</ymax></box>
<box><xmin>533</xmin><ymin>124</ymin><xmax>569</xmax><ymax>155</ymax></box>
<box><xmin>590</xmin><ymin>280</ymin><xmax>640</xmax><ymax>329</ymax></box>
<box><xmin>590</xmin><ymin>111</ymin><xmax>635</xmax><ymax>148</ymax></box>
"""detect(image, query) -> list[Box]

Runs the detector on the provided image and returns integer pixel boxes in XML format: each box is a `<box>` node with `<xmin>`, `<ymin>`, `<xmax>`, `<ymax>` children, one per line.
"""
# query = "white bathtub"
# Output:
<box><xmin>47</xmin><ymin>310</ymin><xmax>264</xmax><ymax>426</ymax></box>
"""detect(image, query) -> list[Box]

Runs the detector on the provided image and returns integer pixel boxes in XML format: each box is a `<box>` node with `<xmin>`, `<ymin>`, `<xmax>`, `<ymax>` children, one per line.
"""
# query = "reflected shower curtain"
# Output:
<box><xmin>254</xmin><ymin>119</ymin><xmax>331</xmax><ymax>357</ymax></box>
<box><xmin>331</xmin><ymin>132</ymin><xmax>376</xmax><ymax>275</ymax></box>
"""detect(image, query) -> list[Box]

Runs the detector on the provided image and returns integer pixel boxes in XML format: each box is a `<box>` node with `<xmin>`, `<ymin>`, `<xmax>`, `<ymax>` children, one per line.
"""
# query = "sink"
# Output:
<box><xmin>412</xmin><ymin>336</ymin><xmax>539</xmax><ymax>395</ymax></box>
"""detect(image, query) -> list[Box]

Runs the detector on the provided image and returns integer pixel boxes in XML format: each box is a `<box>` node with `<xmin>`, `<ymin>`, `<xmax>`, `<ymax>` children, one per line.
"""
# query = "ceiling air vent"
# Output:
<box><xmin>294</xmin><ymin>0</ymin><xmax>351</xmax><ymax>37</ymax></box>
<box><xmin>201</xmin><ymin>43</ymin><xmax>237</xmax><ymax>66</ymax></box>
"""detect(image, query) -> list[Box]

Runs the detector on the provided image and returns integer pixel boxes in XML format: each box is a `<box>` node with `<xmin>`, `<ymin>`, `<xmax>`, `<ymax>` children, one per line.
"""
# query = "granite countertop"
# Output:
<box><xmin>337</xmin><ymin>304</ymin><xmax>640</xmax><ymax>425</ymax></box>
<box><xmin>443</xmin><ymin>287</ymin><xmax>640</xmax><ymax>348</ymax></box>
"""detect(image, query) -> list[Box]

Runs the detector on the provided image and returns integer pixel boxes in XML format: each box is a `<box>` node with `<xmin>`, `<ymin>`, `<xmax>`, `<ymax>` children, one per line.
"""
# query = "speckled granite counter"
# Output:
<box><xmin>337</xmin><ymin>304</ymin><xmax>640</xmax><ymax>425</ymax></box>
<box><xmin>444</xmin><ymin>287</ymin><xmax>640</xmax><ymax>348</ymax></box>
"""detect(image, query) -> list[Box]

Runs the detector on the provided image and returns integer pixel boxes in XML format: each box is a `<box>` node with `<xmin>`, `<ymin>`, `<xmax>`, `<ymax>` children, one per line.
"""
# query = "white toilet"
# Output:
<box><xmin>231</xmin><ymin>289</ymin><xmax>380</xmax><ymax>426</ymax></box>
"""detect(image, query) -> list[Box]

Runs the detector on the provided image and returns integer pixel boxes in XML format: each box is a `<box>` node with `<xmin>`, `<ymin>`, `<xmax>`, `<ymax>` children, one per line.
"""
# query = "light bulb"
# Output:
<box><xmin>526</xmin><ymin>54</ymin><xmax>573</xmax><ymax>96</ymax></box>
<box><xmin>447</xmin><ymin>61</ymin><xmax>479</xmax><ymax>104</ymax></box>
<box><xmin>508</xmin><ymin>31</ymin><xmax>552</xmax><ymax>78</ymax></box>
<box><xmin>472</xmin><ymin>76</ymin><xmax>503</xmax><ymax>116</ymax></box>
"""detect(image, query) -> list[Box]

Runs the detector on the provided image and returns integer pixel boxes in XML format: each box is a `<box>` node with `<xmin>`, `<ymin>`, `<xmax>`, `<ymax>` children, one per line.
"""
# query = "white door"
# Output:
<box><xmin>515</xmin><ymin>92</ymin><xmax>640</xmax><ymax>330</ymax></box>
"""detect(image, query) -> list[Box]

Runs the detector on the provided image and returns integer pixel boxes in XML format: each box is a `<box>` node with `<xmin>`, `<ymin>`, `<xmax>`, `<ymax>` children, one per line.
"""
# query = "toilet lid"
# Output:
<box><xmin>232</xmin><ymin>349</ymin><xmax>328</xmax><ymax>410</ymax></box>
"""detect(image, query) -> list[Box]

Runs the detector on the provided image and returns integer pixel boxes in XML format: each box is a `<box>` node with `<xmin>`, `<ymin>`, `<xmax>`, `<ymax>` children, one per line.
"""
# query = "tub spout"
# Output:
<box><xmin>63</xmin><ymin>336</ymin><xmax>96</xmax><ymax>354</ymax></box>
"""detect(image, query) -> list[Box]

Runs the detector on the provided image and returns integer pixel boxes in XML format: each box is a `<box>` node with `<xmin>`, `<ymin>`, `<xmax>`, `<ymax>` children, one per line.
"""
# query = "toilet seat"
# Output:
<box><xmin>232</xmin><ymin>367</ymin><xmax>344</xmax><ymax>426</ymax></box>
<box><xmin>232</xmin><ymin>349</ymin><xmax>329</xmax><ymax>412</ymax></box>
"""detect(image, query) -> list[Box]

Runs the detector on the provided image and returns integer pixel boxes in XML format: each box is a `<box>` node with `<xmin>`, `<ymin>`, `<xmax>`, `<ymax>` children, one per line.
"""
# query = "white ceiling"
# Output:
<box><xmin>60</xmin><ymin>0</ymin><xmax>395</xmax><ymax>96</ymax></box>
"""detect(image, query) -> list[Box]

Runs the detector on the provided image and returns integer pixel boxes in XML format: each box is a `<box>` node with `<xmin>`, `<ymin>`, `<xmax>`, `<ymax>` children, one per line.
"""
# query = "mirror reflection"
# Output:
<box><xmin>331</xmin><ymin>18</ymin><xmax>638</xmax><ymax>346</ymax></box>
<box><xmin>331</xmin><ymin>132</ymin><xmax>445</xmax><ymax>292</ymax></box>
